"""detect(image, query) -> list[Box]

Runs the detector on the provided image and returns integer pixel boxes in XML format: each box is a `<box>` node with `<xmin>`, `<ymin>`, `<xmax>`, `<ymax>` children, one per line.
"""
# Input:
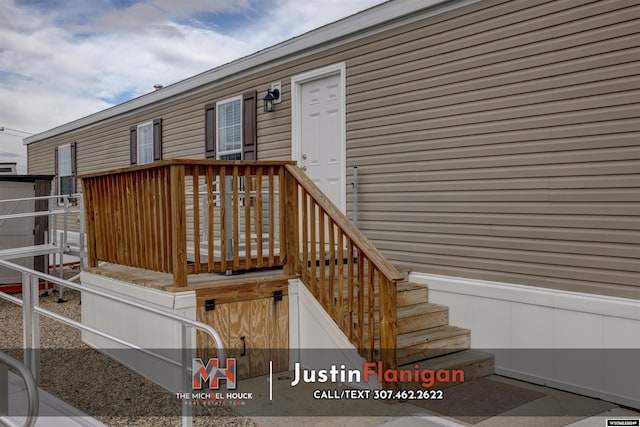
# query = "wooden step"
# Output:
<box><xmin>398</xmin><ymin>303</ymin><xmax>448</xmax><ymax>333</ymax></box>
<box><xmin>324</xmin><ymin>281</ymin><xmax>428</xmax><ymax>315</ymax></box>
<box><xmin>398</xmin><ymin>349</ymin><xmax>495</xmax><ymax>389</ymax></box>
<box><xmin>353</xmin><ymin>302</ymin><xmax>449</xmax><ymax>336</ymax></box>
<box><xmin>396</xmin><ymin>325</ymin><xmax>470</xmax><ymax>366</ymax></box>
<box><xmin>396</xmin><ymin>282</ymin><xmax>428</xmax><ymax>306</ymax></box>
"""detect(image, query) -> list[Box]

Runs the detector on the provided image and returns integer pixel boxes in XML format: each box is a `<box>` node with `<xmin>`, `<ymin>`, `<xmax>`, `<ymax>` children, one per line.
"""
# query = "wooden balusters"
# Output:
<box><xmin>170</xmin><ymin>164</ymin><xmax>187</xmax><ymax>286</ymax></box>
<box><xmin>301</xmin><ymin>189</ymin><xmax>309</xmax><ymax>284</ymax></box>
<box><xmin>82</xmin><ymin>161</ymin><xmax>288</xmax><ymax>285</ymax></box>
<box><xmin>244</xmin><ymin>167</ymin><xmax>251</xmax><ymax>265</ymax></box>
<box><xmin>206</xmin><ymin>167</ymin><xmax>215</xmax><ymax>272</ymax></box>
<box><xmin>328</xmin><ymin>219</ymin><xmax>336</xmax><ymax>318</ymax></box>
<box><xmin>347</xmin><ymin>237</ymin><xmax>355</xmax><ymax>342</ymax></box>
<box><xmin>268</xmin><ymin>166</ymin><xmax>275</xmax><ymax>267</ymax></box>
<box><xmin>255</xmin><ymin>167</ymin><xmax>263</xmax><ymax>265</ymax></box>
<box><xmin>192</xmin><ymin>166</ymin><xmax>201</xmax><ymax>273</ymax></box>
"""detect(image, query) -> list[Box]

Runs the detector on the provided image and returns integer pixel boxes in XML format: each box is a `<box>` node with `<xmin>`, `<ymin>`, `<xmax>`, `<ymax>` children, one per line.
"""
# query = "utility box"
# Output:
<box><xmin>0</xmin><ymin>175</ymin><xmax>53</xmax><ymax>284</ymax></box>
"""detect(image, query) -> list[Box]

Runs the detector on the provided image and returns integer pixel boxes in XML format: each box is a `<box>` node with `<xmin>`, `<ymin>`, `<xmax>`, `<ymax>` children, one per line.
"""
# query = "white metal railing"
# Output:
<box><xmin>0</xmin><ymin>259</ymin><xmax>225</xmax><ymax>427</ymax></box>
<box><xmin>0</xmin><ymin>193</ymin><xmax>85</xmax><ymax>301</ymax></box>
<box><xmin>0</xmin><ymin>193</ymin><xmax>81</xmax><ymax>250</ymax></box>
<box><xmin>0</xmin><ymin>351</ymin><xmax>39</xmax><ymax>427</ymax></box>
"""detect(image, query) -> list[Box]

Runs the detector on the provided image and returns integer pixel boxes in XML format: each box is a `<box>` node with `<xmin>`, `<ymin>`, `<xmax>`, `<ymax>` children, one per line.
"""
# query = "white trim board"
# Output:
<box><xmin>411</xmin><ymin>273</ymin><xmax>640</xmax><ymax>322</ymax></box>
<box><xmin>79</xmin><ymin>272</ymin><xmax>197</xmax><ymax>392</ymax></box>
<box><xmin>409</xmin><ymin>272</ymin><xmax>640</xmax><ymax>409</ymax></box>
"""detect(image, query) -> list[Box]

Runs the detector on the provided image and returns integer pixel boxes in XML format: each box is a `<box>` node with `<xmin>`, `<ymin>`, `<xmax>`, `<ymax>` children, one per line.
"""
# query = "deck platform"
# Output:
<box><xmin>82</xmin><ymin>263</ymin><xmax>294</xmax><ymax>293</ymax></box>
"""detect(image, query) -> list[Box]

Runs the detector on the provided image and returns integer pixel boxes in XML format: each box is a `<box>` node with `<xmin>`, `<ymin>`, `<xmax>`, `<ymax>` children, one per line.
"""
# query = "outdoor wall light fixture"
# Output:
<box><xmin>263</xmin><ymin>88</ymin><xmax>280</xmax><ymax>112</ymax></box>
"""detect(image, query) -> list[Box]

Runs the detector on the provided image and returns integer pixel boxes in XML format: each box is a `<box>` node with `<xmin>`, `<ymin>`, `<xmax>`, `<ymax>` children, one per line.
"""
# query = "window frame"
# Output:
<box><xmin>55</xmin><ymin>142</ymin><xmax>76</xmax><ymax>205</ymax></box>
<box><xmin>136</xmin><ymin>121</ymin><xmax>154</xmax><ymax>165</ymax></box>
<box><xmin>130</xmin><ymin>118</ymin><xmax>162</xmax><ymax>165</ymax></box>
<box><xmin>215</xmin><ymin>95</ymin><xmax>243</xmax><ymax>161</ymax></box>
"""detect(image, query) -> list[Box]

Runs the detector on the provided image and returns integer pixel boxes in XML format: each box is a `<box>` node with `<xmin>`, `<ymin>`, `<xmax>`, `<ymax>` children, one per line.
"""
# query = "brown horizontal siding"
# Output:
<box><xmin>367</xmin><ymin>230</ymin><xmax>640</xmax><ymax>268</ymax></box>
<box><xmin>349</xmin><ymin>1</ymin><xmax>638</xmax><ymax>83</ymax></box>
<box><xmin>358</xmin><ymin>217</ymin><xmax>640</xmax><ymax>244</ymax></box>
<box><xmin>345</xmin><ymin>0</ymin><xmax>640</xmax><ymax>298</ymax></box>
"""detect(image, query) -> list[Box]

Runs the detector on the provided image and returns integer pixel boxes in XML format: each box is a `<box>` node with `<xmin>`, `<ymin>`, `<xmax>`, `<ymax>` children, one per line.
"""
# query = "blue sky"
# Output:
<box><xmin>0</xmin><ymin>0</ymin><xmax>386</xmax><ymax>173</ymax></box>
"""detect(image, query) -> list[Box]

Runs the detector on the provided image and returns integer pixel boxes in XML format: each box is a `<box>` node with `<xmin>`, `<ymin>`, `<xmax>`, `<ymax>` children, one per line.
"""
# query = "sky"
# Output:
<box><xmin>0</xmin><ymin>0</ymin><xmax>386</xmax><ymax>174</ymax></box>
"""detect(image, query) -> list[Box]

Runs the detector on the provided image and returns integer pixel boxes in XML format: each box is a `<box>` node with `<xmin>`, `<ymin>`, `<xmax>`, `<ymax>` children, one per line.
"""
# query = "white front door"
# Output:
<box><xmin>293</xmin><ymin>65</ymin><xmax>345</xmax><ymax>211</ymax></box>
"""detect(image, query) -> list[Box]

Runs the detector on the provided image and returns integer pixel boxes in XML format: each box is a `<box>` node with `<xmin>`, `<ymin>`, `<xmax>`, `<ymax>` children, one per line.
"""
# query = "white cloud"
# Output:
<box><xmin>0</xmin><ymin>0</ymin><xmax>385</xmax><ymax>173</ymax></box>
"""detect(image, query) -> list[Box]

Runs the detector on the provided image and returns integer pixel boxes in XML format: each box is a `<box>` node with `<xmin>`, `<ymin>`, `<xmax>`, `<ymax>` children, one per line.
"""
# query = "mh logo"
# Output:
<box><xmin>192</xmin><ymin>358</ymin><xmax>237</xmax><ymax>390</ymax></box>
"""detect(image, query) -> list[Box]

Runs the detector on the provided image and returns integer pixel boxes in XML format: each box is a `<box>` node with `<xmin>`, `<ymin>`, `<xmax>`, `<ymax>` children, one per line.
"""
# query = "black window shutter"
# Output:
<box><xmin>204</xmin><ymin>102</ymin><xmax>216</xmax><ymax>159</ymax></box>
<box><xmin>153</xmin><ymin>118</ymin><xmax>162</xmax><ymax>161</ymax></box>
<box><xmin>242</xmin><ymin>91</ymin><xmax>257</xmax><ymax>160</ymax></box>
<box><xmin>54</xmin><ymin>147</ymin><xmax>59</xmax><ymax>194</ymax></box>
<box><xmin>130</xmin><ymin>126</ymin><xmax>137</xmax><ymax>165</ymax></box>
<box><xmin>70</xmin><ymin>141</ymin><xmax>77</xmax><ymax>193</ymax></box>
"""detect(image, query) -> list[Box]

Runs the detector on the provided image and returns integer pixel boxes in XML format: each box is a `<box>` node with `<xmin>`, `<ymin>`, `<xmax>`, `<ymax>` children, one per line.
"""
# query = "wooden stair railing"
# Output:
<box><xmin>282</xmin><ymin>164</ymin><xmax>405</xmax><ymax>388</ymax></box>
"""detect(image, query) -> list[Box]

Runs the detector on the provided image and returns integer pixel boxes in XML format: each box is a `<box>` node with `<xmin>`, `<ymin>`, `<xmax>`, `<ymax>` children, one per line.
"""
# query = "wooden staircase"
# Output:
<box><xmin>285</xmin><ymin>163</ymin><xmax>493</xmax><ymax>389</ymax></box>
<box><xmin>389</xmin><ymin>278</ymin><xmax>472</xmax><ymax>365</ymax></box>
<box><xmin>385</xmin><ymin>273</ymin><xmax>494</xmax><ymax>388</ymax></box>
<box><xmin>317</xmin><ymin>264</ymin><xmax>494</xmax><ymax>387</ymax></box>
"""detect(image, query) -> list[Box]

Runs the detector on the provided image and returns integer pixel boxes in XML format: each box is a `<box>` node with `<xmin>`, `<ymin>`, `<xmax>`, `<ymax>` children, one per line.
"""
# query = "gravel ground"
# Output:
<box><xmin>0</xmin><ymin>275</ymin><xmax>259</xmax><ymax>427</ymax></box>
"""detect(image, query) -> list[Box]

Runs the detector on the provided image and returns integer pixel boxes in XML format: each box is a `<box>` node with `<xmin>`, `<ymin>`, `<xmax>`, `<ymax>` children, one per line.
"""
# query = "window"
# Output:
<box><xmin>55</xmin><ymin>142</ymin><xmax>76</xmax><ymax>198</ymax></box>
<box><xmin>130</xmin><ymin>118</ymin><xmax>162</xmax><ymax>165</ymax></box>
<box><xmin>203</xmin><ymin>91</ymin><xmax>257</xmax><ymax>209</ymax></box>
<box><xmin>205</xmin><ymin>90</ymin><xmax>257</xmax><ymax>160</ymax></box>
<box><xmin>216</xmin><ymin>96</ymin><xmax>242</xmax><ymax>160</ymax></box>
<box><xmin>137</xmin><ymin>121</ymin><xmax>154</xmax><ymax>165</ymax></box>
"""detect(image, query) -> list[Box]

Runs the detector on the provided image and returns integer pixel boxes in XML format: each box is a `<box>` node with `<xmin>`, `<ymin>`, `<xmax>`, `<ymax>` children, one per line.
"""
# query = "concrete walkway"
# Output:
<box><xmin>4</xmin><ymin>366</ymin><xmax>639</xmax><ymax>426</ymax></box>
<box><xmin>4</xmin><ymin>370</ymin><xmax>105</xmax><ymax>427</ymax></box>
<box><xmin>231</xmin><ymin>371</ymin><xmax>640</xmax><ymax>427</ymax></box>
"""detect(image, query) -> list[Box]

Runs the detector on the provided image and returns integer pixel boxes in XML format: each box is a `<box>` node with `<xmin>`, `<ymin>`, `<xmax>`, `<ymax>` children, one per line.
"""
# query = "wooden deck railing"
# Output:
<box><xmin>82</xmin><ymin>160</ymin><xmax>291</xmax><ymax>285</ymax></box>
<box><xmin>82</xmin><ymin>159</ymin><xmax>404</xmax><ymax>382</ymax></box>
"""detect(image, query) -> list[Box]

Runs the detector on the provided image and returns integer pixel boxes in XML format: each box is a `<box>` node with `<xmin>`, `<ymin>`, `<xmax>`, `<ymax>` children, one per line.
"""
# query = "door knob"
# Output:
<box><xmin>302</xmin><ymin>166</ymin><xmax>307</xmax><ymax>171</ymax></box>
<box><xmin>302</xmin><ymin>154</ymin><xmax>308</xmax><ymax>160</ymax></box>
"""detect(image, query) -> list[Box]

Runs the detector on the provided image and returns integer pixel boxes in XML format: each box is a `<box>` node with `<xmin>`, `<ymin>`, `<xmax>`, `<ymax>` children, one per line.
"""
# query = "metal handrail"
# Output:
<box><xmin>0</xmin><ymin>193</ymin><xmax>84</xmax><ymax>301</ymax></box>
<box><xmin>0</xmin><ymin>260</ymin><xmax>224</xmax><ymax>359</ymax></box>
<box><xmin>0</xmin><ymin>194</ymin><xmax>80</xmax><ymax>204</ymax></box>
<box><xmin>0</xmin><ymin>193</ymin><xmax>81</xmax><ymax>250</ymax></box>
<box><xmin>0</xmin><ymin>259</ymin><xmax>225</xmax><ymax>359</ymax></box>
<box><xmin>0</xmin><ymin>352</ymin><xmax>39</xmax><ymax>427</ymax></box>
<box><xmin>0</xmin><ymin>259</ymin><xmax>225</xmax><ymax>427</ymax></box>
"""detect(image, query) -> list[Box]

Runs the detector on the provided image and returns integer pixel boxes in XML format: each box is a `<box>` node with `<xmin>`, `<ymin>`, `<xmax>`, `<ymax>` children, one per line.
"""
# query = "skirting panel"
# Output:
<box><xmin>410</xmin><ymin>272</ymin><xmax>640</xmax><ymax>409</ymax></box>
<box><xmin>80</xmin><ymin>271</ymin><xmax>197</xmax><ymax>392</ymax></box>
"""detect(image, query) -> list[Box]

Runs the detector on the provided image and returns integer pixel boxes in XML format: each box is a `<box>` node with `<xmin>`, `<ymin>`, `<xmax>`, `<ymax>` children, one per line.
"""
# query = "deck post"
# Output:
<box><xmin>282</xmin><ymin>169</ymin><xmax>299</xmax><ymax>276</ymax></box>
<box><xmin>379</xmin><ymin>276</ymin><xmax>398</xmax><ymax>390</ymax></box>
<box><xmin>170</xmin><ymin>165</ymin><xmax>188</xmax><ymax>287</ymax></box>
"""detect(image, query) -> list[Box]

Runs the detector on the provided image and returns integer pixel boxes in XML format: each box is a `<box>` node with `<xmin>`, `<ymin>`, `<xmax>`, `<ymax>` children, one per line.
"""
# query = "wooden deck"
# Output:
<box><xmin>83</xmin><ymin>263</ymin><xmax>292</xmax><ymax>294</ymax></box>
<box><xmin>80</xmin><ymin>160</ymin><xmax>408</xmax><ymax>388</ymax></box>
